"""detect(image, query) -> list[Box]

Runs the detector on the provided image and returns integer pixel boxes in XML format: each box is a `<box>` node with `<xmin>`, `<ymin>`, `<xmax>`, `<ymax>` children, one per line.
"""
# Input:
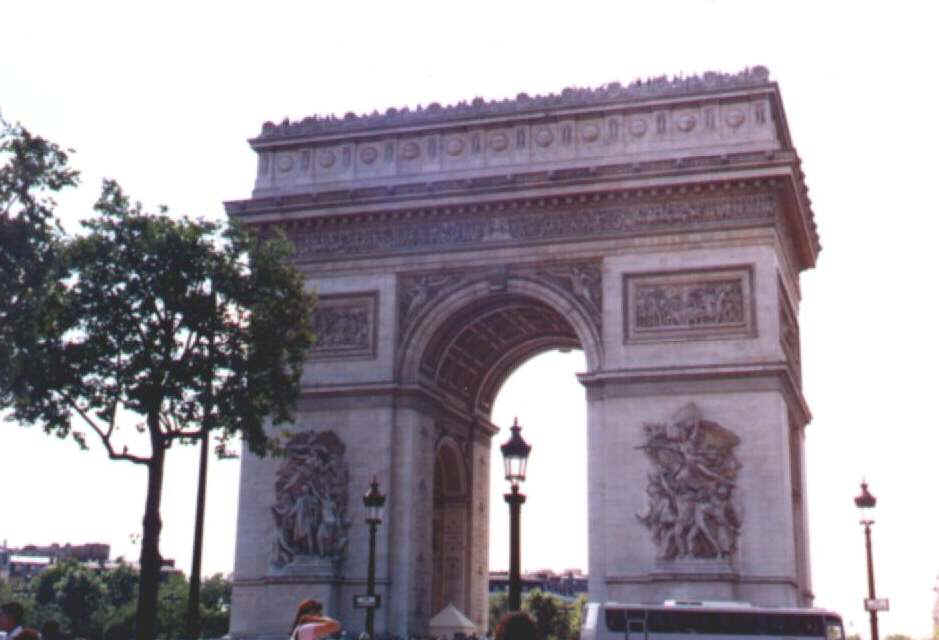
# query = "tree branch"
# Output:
<box><xmin>167</xmin><ymin>429</ymin><xmax>207</xmax><ymax>441</ymax></box>
<box><xmin>57</xmin><ymin>391</ymin><xmax>152</xmax><ymax>466</ymax></box>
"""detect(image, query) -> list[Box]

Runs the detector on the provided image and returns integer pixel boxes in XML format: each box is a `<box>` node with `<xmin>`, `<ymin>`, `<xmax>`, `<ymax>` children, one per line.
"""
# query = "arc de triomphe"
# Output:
<box><xmin>225</xmin><ymin>67</ymin><xmax>819</xmax><ymax>639</ymax></box>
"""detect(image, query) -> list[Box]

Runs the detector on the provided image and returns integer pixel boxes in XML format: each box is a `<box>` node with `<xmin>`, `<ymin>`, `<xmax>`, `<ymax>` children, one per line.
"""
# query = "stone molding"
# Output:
<box><xmin>295</xmin><ymin>383</ymin><xmax>500</xmax><ymax>437</ymax></box>
<box><xmin>228</xmin><ymin>150</ymin><xmax>796</xmax><ymax>217</ymax></box>
<box><xmin>623</xmin><ymin>266</ymin><xmax>756</xmax><ymax>344</ymax></box>
<box><xmin>778</xmin><ymin>276</ymin><xmax>801</xmax><ymax>386</ymax></box>
<box><xmin>233</xmin><ymin>575</ymin><xmax>392</xmax><ymax>587</ymax></box>
<box><xmin>310</xmin><ymin>291</ymin><xmax>378</xmax><ymax>359</ymax></box>
<box><xmin>578</xmin><ymin>362</ymin><xmax>810</xmax><ymax>425</ymax></box>
<box><xmin>277</xmin><ymin>185</ymin><xmax>781</xmax><ymax>264</ymax></box>
<box><xmin>254</xmin><ymin>67</ymin><xmax>772</xmax><ymax>141</ymax></box>
<box><xmin>605</xmin><ymin>572</ymin><xmax>797</xmax><ymax>587</ymax></box>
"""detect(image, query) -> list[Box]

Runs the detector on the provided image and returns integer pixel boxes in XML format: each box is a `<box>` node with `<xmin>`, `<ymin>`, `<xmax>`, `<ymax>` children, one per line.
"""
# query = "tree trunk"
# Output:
<box><xmin>185</xmin><ymin>428</ymin><xmax>210</xmax><ymax>638</ymax></box>
<box><xmin>136</xmin><ymin>415</ymin><xmax>166</xmax><ymax>640</ymax></box>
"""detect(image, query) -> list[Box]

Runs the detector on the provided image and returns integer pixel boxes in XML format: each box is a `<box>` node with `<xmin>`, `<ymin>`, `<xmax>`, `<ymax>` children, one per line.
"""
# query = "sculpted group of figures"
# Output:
<box><xmin>637</xmin><ymin>404</ymin><xmax>743</xmax><ymax>560</ymax></box>
<box><xmin>635</xmin><ymin>280</ymin><xmax>745</xmax><ymax>330</ymax></box>
<box><xmin>272</xmin><ymin>431</ymin><xmax>351</xmax><ymax>569</ymax></box>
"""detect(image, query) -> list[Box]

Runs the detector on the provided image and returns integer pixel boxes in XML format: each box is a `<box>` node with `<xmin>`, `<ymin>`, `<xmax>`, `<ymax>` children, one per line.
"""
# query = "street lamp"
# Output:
<box><xmin>500</xmin><ymin>417</ymin><xmax>531</xmax><ymax>612</ymax></box>
<box><xmin>855</xmin><ymin>480</ymin><xmax>881</xmax><ymax>640</ymax></box>
<box><xmin>363</xmin><ymin>477</ymin><xmax>386</xmax><ymax>640</ymax></box>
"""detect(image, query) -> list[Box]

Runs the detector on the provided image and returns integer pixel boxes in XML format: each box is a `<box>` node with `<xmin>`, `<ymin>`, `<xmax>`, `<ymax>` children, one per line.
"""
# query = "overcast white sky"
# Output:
<box><xmin>2</xmin><ymin>1</ymin><xmax>938</xmax><ymax>638</ymax></box>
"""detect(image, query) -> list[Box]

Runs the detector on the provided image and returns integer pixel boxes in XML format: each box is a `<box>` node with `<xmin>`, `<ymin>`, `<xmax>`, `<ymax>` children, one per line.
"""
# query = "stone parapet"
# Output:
<box><xmin>228</xmin><ymin>68</ymin><xmax>818</xmax><ymax>270</ymax></box>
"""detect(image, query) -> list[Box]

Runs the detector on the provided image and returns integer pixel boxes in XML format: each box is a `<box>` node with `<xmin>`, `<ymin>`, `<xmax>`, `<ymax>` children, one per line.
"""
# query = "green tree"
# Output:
<box><xmin>489</xmin><ymin>592</ymin><xmax>510</xmax><ymax>634</ymax></box>
<box><xmin>199</xmin><ymin>573</ymin><xmax>231</xmax><ymax>610</ymax></box>
<box><xmin>102</xmin><ymin>561</ymin><xmax>139</xmax><ymax>608</ymax></box>
<box><xmin>563</xmin><ymin>594</ymin><xmax>588</xmax><ymax>640</ymax></box>
<box><xmin>0</xmin><ymin>118</ymin><xmax>77</xmax><ymax>409</ymax></box>
<box><xmin>197</xmin><ymin>573</ymin><xmax>232</xmax><ymax>638</ymax></box>
<box><xmin>30</xmin><ymin>560</ymin><xmax>109</xmax><ymax>638</ymax></box>
<box><xmin>53</xmin><ymin>562</ymin><xmax>109</xmax><ymax>638</ymax></box>
<box><xmin>7</xmin><ymin>178</ymin><xmax>315</xmax><ymax>640</ymax></box>
<box><xmin>524</xmin><ymin>589</ymin><xmax>567</xmax><ymax>640</ymax></box>
<box><xmin>155</xmin><ymin>573</ymin><xmax>189</xmax><ymax>639</ymax></box>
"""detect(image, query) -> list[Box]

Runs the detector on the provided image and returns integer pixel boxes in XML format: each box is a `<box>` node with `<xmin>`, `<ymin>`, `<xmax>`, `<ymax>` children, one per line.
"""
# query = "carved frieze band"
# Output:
<box><xmin>623</xmin><ymin>266</ymin><xmax>755</xmax><ymax>343</ymax></box>
<box><xmin>778</xmin><ymin>277</ymin><xmax>801</xmax><ymax>385</ymax></box>
<box><xmin>287</xmin><ymin>190</ymin><xmax>778</xmax><ymax>262</ymax></box>
<box><xmin>397</xmin><ymin>260</ymin><xmax>602</xmax><ymax>343</ymax></box>
<box><xmin>311</xmin><ymin>292</ymin><xmax>378</xmax><ymax>359</ymax></box>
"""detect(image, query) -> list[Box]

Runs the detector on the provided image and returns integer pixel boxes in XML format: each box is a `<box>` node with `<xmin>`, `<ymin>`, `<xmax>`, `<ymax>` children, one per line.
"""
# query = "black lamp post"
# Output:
<box><xmin>500</xmin><ymin>417</ymin><xmax>531</xmax><ymax>612</ymax></box>
<box><xmin>363</xmin><ymin>477</ymin><xmax>386</xmax><ymax>640</ymax></box>
<box><xmin>855</xmin><ymin>480</ymin><xmax>879</xmax><ymax>640</ymax></box>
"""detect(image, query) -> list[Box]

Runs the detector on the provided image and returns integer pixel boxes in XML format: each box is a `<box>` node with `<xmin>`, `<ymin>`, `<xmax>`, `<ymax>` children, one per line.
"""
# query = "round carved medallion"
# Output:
<box><xmin>677</xmin><ymin>114</ymin><xmax>697</xmax><ymax>132</ymax></box>
<box><xmin>489</xmin><ymin>132</ymin><xmax>509</xmax><ymax>152</ymax></box>
<box><xmin>401</xmin><ymin>141</ymin><xmax>420</xmax><ymax>160</ymax></box>
<box><xmin>534</xmin><ymin>127</ymin><xmax>554</xmax><ymax>147</ymax></box>
<box><xmin>446</xmin><ymin>137</ymin><xmax>465</xmax><ymax>156</ymax></box>
<box><xmin>277</xmin><ymin>153</ymin><xmax>295</xmax><ymax>172</ymax></box>
<box><xmin>628</xmin><ymin>119</ymin><xmax>647</xmax><ymax>137</ymax></box>
<box><xmin>359</xmin><ymin>146</ymin><xmax>378</xmax><ymax>164</ymax></box>
<box><xmin>581</xmin><ymin>123</ymin><xmax>600</xmax><ymax>143</ymax></box>
<box><xmin>319</xmin><ymin>150</ymin><xmax>336</xmax><ymax>169</ymax></box>
<box><xmin>725</xmin><ymin>108</ymin><xmax>746</xmax><ymax>128</ymax></box>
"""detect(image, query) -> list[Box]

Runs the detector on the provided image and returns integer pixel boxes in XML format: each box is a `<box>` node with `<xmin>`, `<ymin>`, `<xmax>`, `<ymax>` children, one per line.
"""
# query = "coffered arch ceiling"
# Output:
<box><xmin>419</xmin><ymin>294</ymin><xmax>580</xmax><ymax>415</ymax></box>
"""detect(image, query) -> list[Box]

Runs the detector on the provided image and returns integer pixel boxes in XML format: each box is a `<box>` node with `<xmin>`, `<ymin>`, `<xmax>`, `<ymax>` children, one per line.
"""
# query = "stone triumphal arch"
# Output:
<box><xmin>226</xmin><ymin>67</ymin><xmax>819</xmax><ymax>639</ymax></box>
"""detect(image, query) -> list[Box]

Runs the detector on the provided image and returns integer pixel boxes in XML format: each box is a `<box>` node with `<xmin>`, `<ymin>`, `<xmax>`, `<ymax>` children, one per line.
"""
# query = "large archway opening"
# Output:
<box><xmin>413</xmin><ymin>286</ymin><xmax>594</xmax><ymax>628</ymax></box>
<box><xmin>488</xmin><ymin>349</ymin><xmax>588</xmax><ymax>581</ymax></box>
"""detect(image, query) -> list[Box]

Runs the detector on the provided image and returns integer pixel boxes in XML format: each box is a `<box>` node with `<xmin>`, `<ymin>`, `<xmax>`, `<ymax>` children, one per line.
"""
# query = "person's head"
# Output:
<box><xmin>16</xmin><ymin>629</ymin><xmax>40</xmax><ymax>640</ymax></box>
<box><xmin>293</xmin><ymin>599</ymin><xmax>324</xmax><ymax>630</ymax></box>
<box><xmin>494</xmin><ymin>612</ymin><xmax>537</xmax><ymax>640</ymax></box>
<box><xmin>0</xmin><ymin>602</ymin><xmax>24</xmax><ymax>632</ymax></box>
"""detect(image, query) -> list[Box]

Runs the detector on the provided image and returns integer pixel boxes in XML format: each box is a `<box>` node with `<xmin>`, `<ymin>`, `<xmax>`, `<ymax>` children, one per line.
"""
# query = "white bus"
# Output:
<box><xmin>581</xmin><ymin>601</ymin><xmax>845</xmax><ymax>640</ymax></box>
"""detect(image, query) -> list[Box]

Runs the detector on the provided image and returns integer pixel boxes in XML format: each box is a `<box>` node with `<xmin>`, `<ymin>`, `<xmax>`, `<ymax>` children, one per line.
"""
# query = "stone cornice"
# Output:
<box><xmin>228</xmin><ymin>155</ymin><xmax>818</xmax><ymax>269</ymax></box>
<box><xmin>577</xmin><ymin>361</ymin><xmax>811</xmax><ymax>425</ymax></box>
<box><xmin>253</xmin><ymin>67</ymin><xmax>772</xmax><ymax>142</ymax></box>
<box><xmin>231</xmin><ymin>177</ymin><xmax>816</xmax><ymax>269</ymax></box>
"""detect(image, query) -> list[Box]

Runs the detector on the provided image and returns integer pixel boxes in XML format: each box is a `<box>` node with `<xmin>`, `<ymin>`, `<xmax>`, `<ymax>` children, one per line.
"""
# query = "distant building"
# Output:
<box><xmin>0</xmin><ymin>541</ymin><xmax>110</xmax><ymax>580</ymax></box>
<box><xmin>0</xmin><ymin>541</ymin><xmax>182</xmax><ymax>581</ymax></box>
<box><xmin>7</xmin><ymin>555</ymin><xmax>53</xmax><ymax>580</ymax></box>
<box><xmin>16</xmin><ymin>542</ymin><xmax>110</xmax><ymax>564</ymax></box>
<box><xmin>488</xmin><ymin>568</ymin><xmax>588</xmax><ymax>599</ymax></box>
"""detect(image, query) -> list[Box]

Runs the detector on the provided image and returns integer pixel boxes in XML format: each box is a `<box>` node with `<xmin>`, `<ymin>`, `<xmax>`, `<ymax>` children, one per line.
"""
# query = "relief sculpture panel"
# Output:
<box><xmin>271</xmin><ymin>430</ymin><xmax>350</xmax><ymax>573</ymax></box>
<box><xmin>636</xmin><ymin>404</ymin><xmax>742</xmax><ymax>560</ymax></box>
<box><xmin>311</xmin><ymin>292</ymin><xmax>378</xmax><ymax>359</ymax></box>
<box><xmin>624</xmin><ymin>266</ymin><xmax>754</xmax><ymax>343</ymax></box>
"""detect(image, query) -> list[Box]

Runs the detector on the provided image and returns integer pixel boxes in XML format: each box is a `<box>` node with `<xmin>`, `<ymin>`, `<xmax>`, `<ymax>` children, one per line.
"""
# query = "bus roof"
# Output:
<box><xmin>599</xmin><ymin>602</ymin><xmax>841</xmax><ymax>617</ymax></box>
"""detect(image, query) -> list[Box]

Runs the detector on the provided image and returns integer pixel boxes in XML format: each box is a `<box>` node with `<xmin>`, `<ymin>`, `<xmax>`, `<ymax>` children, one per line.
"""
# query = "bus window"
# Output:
<box><xmin>605</xmin><ymin>608</ymin><xmax>627</xmax><ymax>632</ymax></box>
<box><xmin>825</xmin><ymin>616</ymin><xmax>845</xmax><ymax>640</ymax></box>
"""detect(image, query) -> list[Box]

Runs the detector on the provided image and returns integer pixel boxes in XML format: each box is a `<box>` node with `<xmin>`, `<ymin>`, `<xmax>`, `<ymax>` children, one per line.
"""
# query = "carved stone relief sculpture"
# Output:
<box><xmin>397</xmin><ymin>260</ymin><xmax>603</xmax><ymax>345</ymax></box>
<box><xmin>624</xmin><ymin>266</ymin><xmax>755</xmax><ymax>343</ymax></box>
<box><xmin>636</xmin><ymin>403</ymin><xmax>742</xmax><ymax>560</ymax></box>
<box><xmin>311</xmin><ymin>292</ymin><xmax>378</xmax><ymax>359</ymax></box>
<box><xmin>271</xmin><ymin>430</ymin><xmax>350</xmax><ymax>572</ymax></box>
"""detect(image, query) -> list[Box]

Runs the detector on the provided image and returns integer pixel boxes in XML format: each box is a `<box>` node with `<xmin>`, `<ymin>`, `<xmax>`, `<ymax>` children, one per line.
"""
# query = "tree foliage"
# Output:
<box><xmin>489</xmin><ymin>590</ymin><xmax>586</xmax><ymax>640</ymax></box>
<box><xmin>3</xmin><ymin>564</ymin><xmax>233</xmax><ymax>640</ymax></box>
<box><xmin>0</xmin><ymin>118</ymin><xmax>77</xmax><ymax>406</ymax></box>
<box><xmin>1</xmin><ymin>125</ymin><xmax>315</xmax><ymax>640</ymax></box>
